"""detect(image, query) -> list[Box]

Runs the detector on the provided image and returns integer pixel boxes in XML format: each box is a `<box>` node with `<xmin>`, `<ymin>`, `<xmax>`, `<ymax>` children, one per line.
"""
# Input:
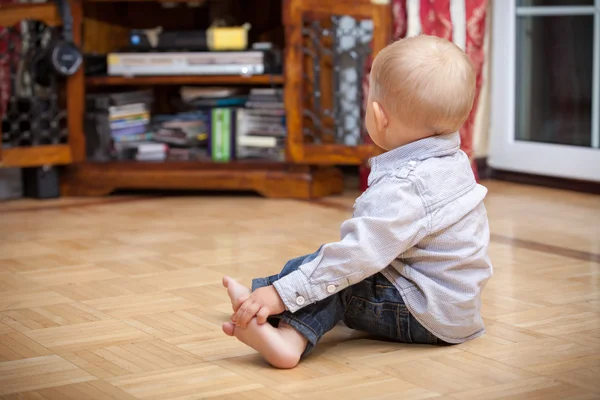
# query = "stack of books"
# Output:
<box><xmin>109</xmin><ymin>102</ymin><xmax>170</xmax><ymax>161</ymax></box>
<box><xmin>109</xmin><ymin>103</ymin><xmax>152</xmax><ymax>144</ymax></box>
<box><xmin>151</xmin><ymin>111</ymin><xmax>211</xmax><ymax>161</ymax></box>
<box><xmin>236</xmin><ymin>88</ymin><xmax>286</xmax><ymax>161</ymax></box>
<box><xmin>116</xmin><ymin>142</ymin><xmax>169</xmax><ymax>162</ymax></box>
<box><xmin>179</xmin><ymin>87</ymin><xmax>244</xmax><ymax>163</ymax></box>
<box><xmin>85</xmin><ymin>90</ymin><xmax>155</xmax><ymax>161</ymax></box>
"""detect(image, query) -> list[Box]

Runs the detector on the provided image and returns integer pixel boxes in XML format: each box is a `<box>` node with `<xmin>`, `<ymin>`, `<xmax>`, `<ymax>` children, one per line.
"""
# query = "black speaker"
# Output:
<box><xmin>22</xmin><ymin>166</ymin><xmax>60</xmax><ymax>199</ymax></box>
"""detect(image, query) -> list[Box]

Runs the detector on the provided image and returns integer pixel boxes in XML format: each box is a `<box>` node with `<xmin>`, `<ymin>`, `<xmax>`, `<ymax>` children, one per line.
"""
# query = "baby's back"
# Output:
<box><xmin>383</xmin><ymin>149</ymin><xmax>492</xmax><ymax>343</ymax></box>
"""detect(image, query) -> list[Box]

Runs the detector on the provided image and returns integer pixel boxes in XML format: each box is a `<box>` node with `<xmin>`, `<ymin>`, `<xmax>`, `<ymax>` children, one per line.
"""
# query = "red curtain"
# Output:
<box><xmin>360</xmin><ymin>0</ymin><xmax>487</xmax><ymax>190</ymax></box>
<box><xmin>0</xmin><ymin>0</ymin><xmax>20</xmax><ymax>118</ymax></box>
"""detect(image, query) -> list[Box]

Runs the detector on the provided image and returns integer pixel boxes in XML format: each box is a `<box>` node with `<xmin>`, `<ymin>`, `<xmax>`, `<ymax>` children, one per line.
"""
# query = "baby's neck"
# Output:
<box><xmin>382</xmin><ymin>120</ymin><xmax>434</xmax><ymax>150</ymax></box>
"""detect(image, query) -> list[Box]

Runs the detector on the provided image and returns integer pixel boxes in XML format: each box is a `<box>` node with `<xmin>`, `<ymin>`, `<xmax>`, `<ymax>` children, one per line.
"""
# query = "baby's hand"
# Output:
<box><xmin>231</xmin><ymin>286</ymin><xmax>285</xmax><ymax>328</ymax></box>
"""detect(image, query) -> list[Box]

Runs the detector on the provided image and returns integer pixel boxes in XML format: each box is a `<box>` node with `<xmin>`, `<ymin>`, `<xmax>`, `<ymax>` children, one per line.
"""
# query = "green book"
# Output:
<box><xmin>211</xmin><ymin>108</ymin><xmax>234</xmax><ymax>162</ymax></box>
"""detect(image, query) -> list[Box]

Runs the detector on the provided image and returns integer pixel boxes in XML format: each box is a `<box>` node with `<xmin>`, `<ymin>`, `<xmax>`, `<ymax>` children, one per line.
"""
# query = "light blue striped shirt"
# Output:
<box><xmin>274</xmin><ymin>132</ymin><xmax>493</xmax><ymax>343</ymax></box>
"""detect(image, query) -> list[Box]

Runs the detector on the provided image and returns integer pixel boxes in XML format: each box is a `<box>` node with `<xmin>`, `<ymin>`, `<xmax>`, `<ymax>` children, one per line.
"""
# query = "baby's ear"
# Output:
<box><xmin>372</xmin><ymin>101</ymin><xmax>388</xmax><ymax>132</ymax></box>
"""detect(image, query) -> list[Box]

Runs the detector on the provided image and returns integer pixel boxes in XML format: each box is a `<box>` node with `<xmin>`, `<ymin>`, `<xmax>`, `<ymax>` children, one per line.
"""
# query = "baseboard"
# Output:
<box><xmin>489</xmin><ymin>167</ymin><xmax>600</xmax><ymax>195</ymax></box>
<box><xmin>475</xmin><ymin>157</ymin><xmax>491</xmax><ymax>180</ymax></box>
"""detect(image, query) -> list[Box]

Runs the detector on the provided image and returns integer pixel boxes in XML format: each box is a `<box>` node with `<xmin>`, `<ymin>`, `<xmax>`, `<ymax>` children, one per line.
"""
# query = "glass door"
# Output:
<box><xmin>489</xmin><ymin>0</ymin><xmax>600</xmax><ymax>182</ymax></box>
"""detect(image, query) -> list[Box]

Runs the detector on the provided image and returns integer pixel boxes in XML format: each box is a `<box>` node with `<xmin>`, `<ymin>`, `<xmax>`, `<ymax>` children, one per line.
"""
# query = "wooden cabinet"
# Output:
<box><xmin>1</xmin><ymin>0</ymin><xmax>391</xmax><ymax>198</ymax></box>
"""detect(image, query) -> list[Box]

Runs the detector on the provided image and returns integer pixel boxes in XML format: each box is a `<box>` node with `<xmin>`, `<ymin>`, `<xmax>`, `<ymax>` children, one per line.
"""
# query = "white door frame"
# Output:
<box><xmin>489</xmin><ymin>1</ymin><xmax>600</xmax><ymax>182</ymax></box>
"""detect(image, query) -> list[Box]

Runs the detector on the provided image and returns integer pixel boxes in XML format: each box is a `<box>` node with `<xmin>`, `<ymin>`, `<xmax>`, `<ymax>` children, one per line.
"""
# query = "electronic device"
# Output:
<box><xmin>107</xmin><ymin>50</ymin><xmax>280</xmax><ymax>76</ymax></box>
<box><xmin>128</xmin><ymin>28</ymin><xmax>209</xmax><ymax>51</ymax></box>
<box><xmin>22</xmin><ymin>166</ymin><xmax>60</xmax><ymax>199</ymax></box>
<box><xmin>31</xmin><ymin>0</ymin><xmax>83</xmax><ymax>86</ymax></box>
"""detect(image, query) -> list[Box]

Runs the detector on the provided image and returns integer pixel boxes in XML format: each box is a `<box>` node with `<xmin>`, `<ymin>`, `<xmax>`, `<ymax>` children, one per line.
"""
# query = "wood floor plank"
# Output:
<box><xmin>0</xmin><ymin>332</ymin><xmax>53</xmax><ymax>361</ymax></box>
<box><xmin>0</xmin><ymin>302</ymin><xmax>113</xmax><ymax>332</ymax></box>
<box><xmin>463</xmin><ymin>337</ymin><xmax>600</xmax><ymax>375</ymax></box>
<box><xmin>60</xmin><ymin>340</ymin><xmax>202</xmax><ymax>379</ymax></box>
<box><xmin>448</xmin><ymin>376</ymin><xmax>597</xmax><ymax>400</ymax></box>
<box><xmin>275</xmin><ymin>368</ymin><xmax>441</xmax><ymax>400</ymax></box>
<box><xmin>0</xmin><ymin>355</ymin><xmax>95</xmax><ymax>395</ymax></box>
<box><xmin>131</xmin><ymin>267</ymin><xmax>224</xmax><ymax>291</ymax></box>
<box><xmin>107</xmin><ymin>363</ymin><xmax>264</xmax><ymax>399</ymax></box>
<box><xmin>495</xmin><ymin>305</ymin><xmax>600</xmax><ymax>336</ymax></box>
<box><xmin>0</xmin><ymin>292</ymin><xmax>73</xmax><ymax>312</ymax></box>
<box><xmin>379</xmin><ymin>352</ymin><xmax>537</xmax><ymax>395</ymax></box>
<box><xmin>20</xmin><ymin>264</ymin><xmax>122</xmax><ymax>286</ymax></box>
<box><xmin>23</xmin><ymin>321</ymin><xmax>152</xmax><ymax>353</ymax></box>
<box><xmin>4</xmin><ymin>380</ymin><xmax>138</xmax><ymax>400</ymax></box>
<box><xmin>0</xmin><ymin>272</ymin><xmax>42</xmax><ymax>293</ymax></box>
<box><xmin>83</xmin><ymin>293</ymin><xmax>197</xmax><ymax>319</ymax></box>
<box><xmin>166</xmin><ymin>331</ymin><xmax>257</xmax><ymax>361</ymax></box>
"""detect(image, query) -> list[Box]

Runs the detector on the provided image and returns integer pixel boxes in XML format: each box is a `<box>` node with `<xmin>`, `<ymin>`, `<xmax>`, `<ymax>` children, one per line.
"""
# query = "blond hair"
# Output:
<box><xmin>369</xmin><ymin>35</ymin><xmax>476</xmax><ymax>134</ymax></box>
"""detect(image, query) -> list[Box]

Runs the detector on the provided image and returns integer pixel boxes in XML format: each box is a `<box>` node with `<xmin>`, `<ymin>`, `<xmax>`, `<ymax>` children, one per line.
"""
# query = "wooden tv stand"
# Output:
<box><xmin>1</xmin><ymin>0</ymin><xmax>391</xmax><ymax>199</ymax></box>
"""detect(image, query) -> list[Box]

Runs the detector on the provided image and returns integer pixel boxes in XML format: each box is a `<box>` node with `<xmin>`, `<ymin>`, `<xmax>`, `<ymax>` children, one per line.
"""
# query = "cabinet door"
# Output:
<box><xmin>0</xmin><ymin>2</ymin><xmax>83</xmax><ymax>168</ymax></box>
<box><xmin>284</xmin><ymin>0</ymin><xmax>391</xmax><ymax>165</ymax></box>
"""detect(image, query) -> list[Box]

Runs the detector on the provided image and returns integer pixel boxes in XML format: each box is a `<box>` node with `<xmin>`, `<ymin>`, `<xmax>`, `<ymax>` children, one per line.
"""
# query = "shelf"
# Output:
<box><xmin>0</xmin><ymin>3</ymin><xmax>62</xmax><ymax>28</ymax></box>
<box><xmin>85</xmin><ymin>160</ymin><xmax>289</xmax><ymax>171</ymax></box>
<box><xmin>61</xmin><ymin>161</ymin><xmax>344</xmax><ymax>199</ymax></box>
<box><xmin>86</xmin><ymin>74</ymin><xmax>285</xmax><ymax>87</ymax></box>
<box><xmin>1</xmin><ymin>145</ymin><xmax>72</xmax><ymax>168</ymax></box>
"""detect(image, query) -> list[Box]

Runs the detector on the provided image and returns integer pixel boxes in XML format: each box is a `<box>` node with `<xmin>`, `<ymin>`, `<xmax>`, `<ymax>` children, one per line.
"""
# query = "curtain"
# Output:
<box><xmin>360</xmin><ymin>0</ymin><xmax>487</xmax><ymax>190</ymax></box>
<box><xmin>0</xmin><ymin>0</ymin><xmax>20</xmax><ymax>118</ymax></box>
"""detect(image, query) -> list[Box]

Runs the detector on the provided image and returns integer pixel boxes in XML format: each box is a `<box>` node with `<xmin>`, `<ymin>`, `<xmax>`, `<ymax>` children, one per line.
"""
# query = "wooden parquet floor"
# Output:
<box><xmin>0</xmin><ymin>181</ymin><xmax>599</xmax><ymax>399</ymax></box>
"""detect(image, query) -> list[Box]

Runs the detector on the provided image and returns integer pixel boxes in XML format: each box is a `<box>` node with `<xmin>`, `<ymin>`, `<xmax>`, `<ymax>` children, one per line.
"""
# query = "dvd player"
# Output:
<box><xmin>107</xmin><ymin>51</ymin><xmax>276</xmax><ymax>76</ymax></box>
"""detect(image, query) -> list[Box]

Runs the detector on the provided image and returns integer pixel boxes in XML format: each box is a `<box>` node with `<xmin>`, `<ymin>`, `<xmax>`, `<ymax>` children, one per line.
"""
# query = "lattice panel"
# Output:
<box><xmin>301</xmin><ymin>14</ymin><xmax>373</xmax><ymax>146</ymax></box>
<box><xmin>0</xmin><ymin>21</ymin><xmax>68</xmax><ymax>148</ymax></box>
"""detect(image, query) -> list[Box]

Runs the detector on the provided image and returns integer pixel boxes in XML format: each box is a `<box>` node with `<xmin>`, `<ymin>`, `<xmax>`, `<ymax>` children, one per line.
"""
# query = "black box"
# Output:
<box><xmin>22</xmin><ymin>166</ymin><xmax>60</xmax><ymax>199</ymax></box>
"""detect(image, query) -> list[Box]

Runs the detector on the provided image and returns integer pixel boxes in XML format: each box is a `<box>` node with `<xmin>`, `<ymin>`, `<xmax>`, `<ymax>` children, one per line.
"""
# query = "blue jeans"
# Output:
<box><xmin>252</xmin><ymin>250</ymin><xmax>446</xmax><ymax>358</ymax></box>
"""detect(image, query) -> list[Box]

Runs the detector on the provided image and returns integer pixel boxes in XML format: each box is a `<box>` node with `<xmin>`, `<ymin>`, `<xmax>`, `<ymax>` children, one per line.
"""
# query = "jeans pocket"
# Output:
<box><xmin>344</xmin><ymin>296</ymin><xmax>400</xmax><ymax>340</ymax></box>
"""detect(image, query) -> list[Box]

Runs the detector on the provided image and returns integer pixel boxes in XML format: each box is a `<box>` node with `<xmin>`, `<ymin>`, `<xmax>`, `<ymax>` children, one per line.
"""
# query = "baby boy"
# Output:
<box><xmin>222</xmin><ymin>35</ymin><xmax>492</xmax><ymax>369</ymax></box>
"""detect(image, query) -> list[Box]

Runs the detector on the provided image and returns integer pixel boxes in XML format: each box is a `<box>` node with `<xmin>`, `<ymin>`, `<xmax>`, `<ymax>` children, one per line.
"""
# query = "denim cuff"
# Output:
<box><xmin>253</xmin><ymin>276</ymin><xmax>320</xmax><ymax>358</ymax></box>
<box><xmin>251</xmin><ymin>277</ymin><xmax>271</xmax><ymax>291</ymax></box>
<box><xmin>265</xmin><ymin>312</ymin><xmax>320</xmax><ymax>358</ymax></box>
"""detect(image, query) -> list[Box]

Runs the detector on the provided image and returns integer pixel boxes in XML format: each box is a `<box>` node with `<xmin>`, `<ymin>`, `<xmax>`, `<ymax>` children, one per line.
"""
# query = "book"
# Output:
<box><xmin>245</xmin><ymin>101</ymin><xmax>284</xmax><ymax>109</ymax></box>
<box><xmin>237</xmin><ymin>135</ymin><xmax>282</xmax><ymax>148</ymax></box>
<box><xmin>111</xmin><ymin>124</ymin><xmax>147</xmax><ymax>137</ymax></box>
<box><xmin>115</xmin><ymin>142</ymin><xmax>167</xmax><ymax>153</ymax></box>
<box><xmin>237</xmin><ymin>146</ymin><xmax>284</xmax><ymax>161</ymax></box>
<box><xmin>110</xmin><ymin>114</ymin><xmax>150</xmax><ymax>130</ymax></box>
<box><xmin>248</xmin><ymin>94</ymin><xmax>282</xmax><ymax>102</ymax></box>
<box><xmin>180</xmin><ymin>86</ymin><xmax>240</xmax><ymax>101</ymax></box>
<box><xmin>113</xmin><ymin>132</ymin><xmax>154</xmax><ymax>143</ymax></box>
<box><xmin>136</xmin><ymin>152</ymin><xmax>167</xmax><ymax>161</ymax></box>
<box><xmin>109</xmin><ymin>103</ymin><xmax>147</xmax><ymax>119</ymax></box>
<box><xmin>210</xmin><ymin>108</ymin><xmax>236</xmax><ymax>162</ymax></box>
<box><xmin>114</xmin><ymin>141</ymin><xmax>168</xmax><ymax>161</ymax></box>
<box><xmin>250</xmin><ymin>88</ymin><xmax>283</xmax><ymax>96</ymax></box>
<box><xmin>242</xmin><ymin>108</ymin><xmax>285</xmax><ymax>117</ymax></box>
<box><xmin>188</xmin><ymin>96</ymin><xmax>248</xmax><ymax>108</ymax></box>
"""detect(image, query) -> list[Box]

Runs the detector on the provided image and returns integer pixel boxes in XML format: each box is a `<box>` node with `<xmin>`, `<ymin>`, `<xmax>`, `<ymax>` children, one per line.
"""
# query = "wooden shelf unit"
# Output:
<box><xmin>1</xmin><ymin>0</ymin><xmax>391</xmax><ymax>199</ymax></box>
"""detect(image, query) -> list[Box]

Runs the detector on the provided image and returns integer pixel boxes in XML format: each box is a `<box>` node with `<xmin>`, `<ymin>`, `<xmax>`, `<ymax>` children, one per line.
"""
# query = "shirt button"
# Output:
<box><xmin>296</xmin><ymin>296</ymin><xmax>305</xmax><ymax>306</ymax></box>
<box><xmin>327</xmin><ymin>284</ymin><xmax>336</xmax><ymax>294</ymax></box>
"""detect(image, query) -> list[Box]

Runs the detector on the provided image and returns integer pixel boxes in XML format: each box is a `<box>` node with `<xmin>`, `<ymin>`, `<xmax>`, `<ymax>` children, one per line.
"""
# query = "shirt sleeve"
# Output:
<box><xmin>273</xmin><ymin>177</ymin><xmax>430</xmax><ymax>313</ymax></box>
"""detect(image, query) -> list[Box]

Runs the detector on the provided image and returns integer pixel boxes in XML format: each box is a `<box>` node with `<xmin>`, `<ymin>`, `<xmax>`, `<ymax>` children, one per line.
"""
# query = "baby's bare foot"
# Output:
<box><xmin>222</xmin><ymin>276</ymin><xmax>251</xmax><ymax>311</ymax></box>
<box><xmin>222</xmin><ymin>321</ymin><xmax>236</xmax><ymax>336</ymax></box>
<box><xmin>222</xmin><ymin>319</ymin><xmax>307</xmax><ymax>369</ymax></box>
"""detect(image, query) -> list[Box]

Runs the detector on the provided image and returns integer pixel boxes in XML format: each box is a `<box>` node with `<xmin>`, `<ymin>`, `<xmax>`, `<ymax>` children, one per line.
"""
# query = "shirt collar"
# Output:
<box><xmin>369</xmin><ymin>132</ymin><xmax>461</xmax><ymax>176</ymax></box>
